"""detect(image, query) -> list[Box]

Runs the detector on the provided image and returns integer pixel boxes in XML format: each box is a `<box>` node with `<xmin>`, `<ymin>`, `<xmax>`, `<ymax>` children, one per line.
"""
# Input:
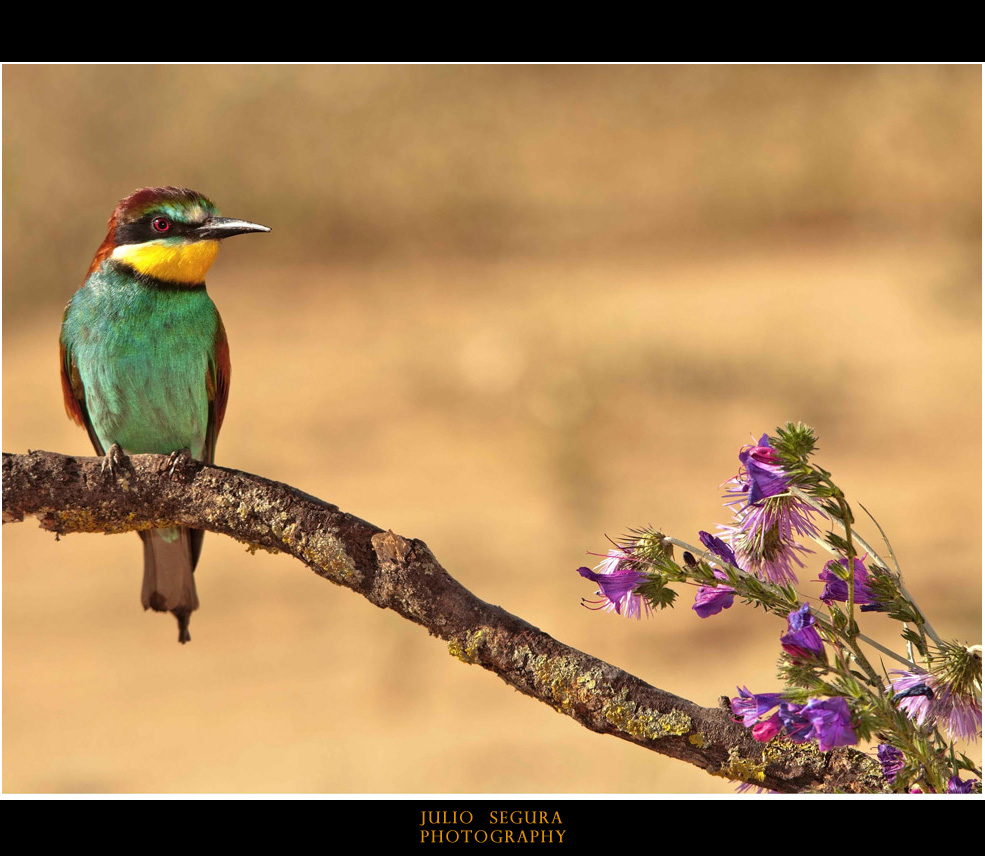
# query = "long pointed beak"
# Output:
<box><xmin>196</xmin><ymin>217</ymin><xmax>271</xmax><ymax>240</ymax></box>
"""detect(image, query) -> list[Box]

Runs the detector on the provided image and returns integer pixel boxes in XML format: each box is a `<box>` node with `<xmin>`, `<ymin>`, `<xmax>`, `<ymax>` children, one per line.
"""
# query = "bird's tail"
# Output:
<box><xmin>140</xmin><ymin>527</ymin><xmax>200</xmax><ymax>643</ymax></box>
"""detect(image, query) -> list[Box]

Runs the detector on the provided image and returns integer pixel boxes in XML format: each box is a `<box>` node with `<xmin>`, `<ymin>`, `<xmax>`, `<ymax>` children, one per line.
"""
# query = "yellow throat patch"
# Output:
<box><xmin>112</xmin><ymin>239</ymin><xmax>220</xmax><ymax>284</ymax></box>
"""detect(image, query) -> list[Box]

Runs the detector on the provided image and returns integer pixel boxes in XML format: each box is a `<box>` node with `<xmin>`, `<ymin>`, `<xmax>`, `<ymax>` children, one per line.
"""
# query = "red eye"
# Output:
<box><xmin>152</xmin><ymin>217</ymin><xmax>171</xmax><ymax>233</ymax></box>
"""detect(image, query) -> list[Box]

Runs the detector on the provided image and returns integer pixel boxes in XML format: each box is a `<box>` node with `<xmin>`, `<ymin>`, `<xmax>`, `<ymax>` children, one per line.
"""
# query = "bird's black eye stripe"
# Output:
<box><xmin>116</xmin><ymin>213</ymin><xmax>193</xmax><ymax>245</ymax></box>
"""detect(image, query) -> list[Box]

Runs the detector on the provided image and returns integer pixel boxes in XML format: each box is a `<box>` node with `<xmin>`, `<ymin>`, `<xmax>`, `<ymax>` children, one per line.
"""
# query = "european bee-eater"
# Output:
<box><xmin>59</xmin><ymin>187</ymin><xmax>270</xmax><ymax>643</ymax></box>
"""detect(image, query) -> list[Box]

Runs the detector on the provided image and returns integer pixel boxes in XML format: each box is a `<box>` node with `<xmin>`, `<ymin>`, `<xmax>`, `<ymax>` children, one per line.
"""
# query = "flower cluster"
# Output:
<box><xmin>575</xmin><ymin>424</ymin><xmax>982</xmax><ymax>793</ymax></box>
<box><xmin>729</xmin><ymin>604</ymin><xmax>853</xmax><ymax>753</ymax></box>
<box><xmin>731</xmin><ymin>688</ymin><xmax>856</xmax><ymax>752</ymax></box>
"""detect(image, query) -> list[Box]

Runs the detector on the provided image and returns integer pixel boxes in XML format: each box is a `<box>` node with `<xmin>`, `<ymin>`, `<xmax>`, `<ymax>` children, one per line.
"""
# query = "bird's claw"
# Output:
<box><xmin>162</xmin><ymin>447</ymin><xmax>195</xmax><ymax>480</ymax></box>
<box><xmin>100</xmin><ymin>443</ymin><xmax>130</xmax><ymax>478</ymax></box>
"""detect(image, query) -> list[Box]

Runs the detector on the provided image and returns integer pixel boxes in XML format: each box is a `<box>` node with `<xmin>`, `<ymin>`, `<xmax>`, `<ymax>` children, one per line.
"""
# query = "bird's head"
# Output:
<box><xmin>90</xmin><ymin>186</ymin><xmax>270</xmax><ymax>284</ymax></box>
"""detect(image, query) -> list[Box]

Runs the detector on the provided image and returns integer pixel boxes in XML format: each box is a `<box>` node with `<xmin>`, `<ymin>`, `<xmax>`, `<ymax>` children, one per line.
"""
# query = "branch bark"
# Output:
<box><xmin>2</xmin><ymin>449</ymin><xmax>886</xmax><ymax>793</ymax></box>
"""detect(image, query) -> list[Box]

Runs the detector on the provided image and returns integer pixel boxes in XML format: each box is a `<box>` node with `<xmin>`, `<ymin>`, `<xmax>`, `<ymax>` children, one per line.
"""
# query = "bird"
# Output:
<box><xmin>59</xmin><ymin>187</ymin><xmax>270</xmax><ymax>643</ymax></box>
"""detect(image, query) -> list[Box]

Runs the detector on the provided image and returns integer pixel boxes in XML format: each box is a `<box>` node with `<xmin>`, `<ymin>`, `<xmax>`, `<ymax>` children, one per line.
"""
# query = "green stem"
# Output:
<box><xmin>858</xmin><ymin>634</ymin><xmax>916</xmax><ymax>669</ymax></box>
<box><xmin>836</xmin><ymin>494</ymin><xmax>858</xmax><ymax>640</ymax></box>
<box><xmin>846</xmin><ymin>636</ymin><xmax>881</xmax><ymax>685</ymax></box>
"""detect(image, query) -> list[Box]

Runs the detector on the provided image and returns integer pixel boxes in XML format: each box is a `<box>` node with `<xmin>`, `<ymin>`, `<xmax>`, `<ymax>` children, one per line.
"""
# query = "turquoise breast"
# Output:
<box><xmin>61</xmin><ymin>263</ymin><xmax>219</xmax><ymax>459</ymax></box>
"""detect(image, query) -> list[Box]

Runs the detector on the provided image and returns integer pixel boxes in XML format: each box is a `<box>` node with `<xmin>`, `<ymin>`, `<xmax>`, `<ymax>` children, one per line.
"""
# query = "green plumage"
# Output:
<box><xmin>61</xmin><ymin>265</ymin><xmax>219</xmax><ymax>459</ymax></box>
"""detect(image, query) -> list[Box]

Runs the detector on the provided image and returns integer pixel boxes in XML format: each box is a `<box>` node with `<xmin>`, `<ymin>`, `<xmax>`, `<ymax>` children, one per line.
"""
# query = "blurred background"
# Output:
<box><xmin>2</xmin><ymin>65</ymin><xmax>981</xmax><ymax>794</ymax></box>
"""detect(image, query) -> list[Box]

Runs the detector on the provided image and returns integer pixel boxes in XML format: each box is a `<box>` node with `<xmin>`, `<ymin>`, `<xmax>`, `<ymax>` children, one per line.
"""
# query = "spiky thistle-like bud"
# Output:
<box><xmin>891</xmin><ymin>642</ymin><xmax>982</xmax><ymax>742</ymax></box>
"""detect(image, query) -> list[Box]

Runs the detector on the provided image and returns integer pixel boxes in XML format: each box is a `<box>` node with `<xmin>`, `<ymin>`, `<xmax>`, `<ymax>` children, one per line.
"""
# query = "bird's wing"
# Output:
<box><xmin>60</xmin><ymin>338</ymin><xmax>105</xmax><ymax>456</ymax></box>
<box><xmin>191</xmin><ymin>315</ymin><xmax>231</xmax><ymax>571</ymax></box>
<box><xmin>203</xmin><ymin>314</ymin><xmax>231</xmax><ymax>467</ymax></box>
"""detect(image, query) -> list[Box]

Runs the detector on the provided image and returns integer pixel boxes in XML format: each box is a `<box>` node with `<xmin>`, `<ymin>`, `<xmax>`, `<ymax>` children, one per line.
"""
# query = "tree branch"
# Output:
<box><xmin>2</xmin><ymin>449</ymin><xmax>886</xmax><ymax>793</ymax></box>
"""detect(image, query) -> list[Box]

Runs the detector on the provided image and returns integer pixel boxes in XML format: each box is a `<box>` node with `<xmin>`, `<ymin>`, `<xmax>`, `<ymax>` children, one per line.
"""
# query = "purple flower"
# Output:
<box><xmin>818</xmin><ymin>555</ymin><xmax>883</xmax><ymax>611</ymax></box>
<box><xmin>752</xmin><ymin>713</ymin><xmax>782</xmax><ymax>743</ymax></box>
<box><xmin>947</xmin><ymin>776</ymin><xmax>978</xmax><ymax>794</ymax></box>
<box><xmin>577</xmin><ymin>549</ymin><xmax>650</xmax><ymax>619</ymax></box>
<box><xmin>891</xmin><ymin>671</ymin><xmax>936</xmax><ymax>724</ymax></box>
<box><xmin>780</xmin><ymin>603</ymin><xmax>825</xmax><ymax>662</ymax></box>
<box><xmin>691</xmin><ymin>531</ymin><xmax>738</xmax><ymax>618</ymax></box>
<box><xmin>738</xmin><ymin>435</ymin><xmax>790</xmax><ymax>506</ymax></box>
<box><xmin>778</xmin><ymin>702</ymin><xmax>813</xmax><ymax>743</ymax></box>
<box><xmin>891</xmin><ymin>665</ymin><xmax>982</xmax><ymax>742</ymax></box>
<box><xmin>802</xmin><ymin>697</ymin><xmax>857</xmax><ymax>751</ymax></box>
<box><xmin>774</xmin><ymin>698</ymin><xmax>856</xmax><ymax>750</ymax></box>
<box><xmin>719</xmin><ymin>435</ymin><xmax>820</xmax><ymax>585</ymax></box>
<box><xmin>731</xmin><ymin>687</ymin><xmax>784</xmax><ymax>727</ymax></box>
<box><xmin>877</xmin><ymin>744</ymin><xmax>905</xmax><ymax>783</ymax></box>
<box><xmin>692</xmin><ymin>578</ymin><xmax>736</xmax><ymax>618</ymax></box>
<box><xmin>699</xmin><ymin>531</ymin><xmax>739</xmax><ymax>569</ymax></box>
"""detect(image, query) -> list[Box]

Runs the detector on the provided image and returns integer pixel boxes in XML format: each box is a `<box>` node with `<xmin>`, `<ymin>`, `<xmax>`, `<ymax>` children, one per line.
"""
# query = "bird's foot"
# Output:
<box><xmin>100</xmin><ymin>443</ymin><xmax>131</xmax><ymax>480</ymax></box>
<box><xmin>161</xmin><ymin>447</ymin><xmax>195</xmax><ymax>480</ymax></box>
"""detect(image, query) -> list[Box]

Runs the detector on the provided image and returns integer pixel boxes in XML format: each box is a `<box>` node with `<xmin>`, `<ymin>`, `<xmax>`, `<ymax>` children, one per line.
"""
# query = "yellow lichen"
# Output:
<box><xmin>285</xmin><ymin>527</ymin><xmax>358</xmax><ymax>583</ymax></box>
<box><xmin>602</xmin><ymin>691</ymin><xmax>693</xmax><ymax>740</ymax></box>
<box><xmin>40</xmin><ymin>509</ymin><xmax>170</xmax><ymax>535</ymax></box>
<box><xmin>761</xmin><ymin>737</ymin><xmax>821</xmax><ymax>768</ymax></box>
<box><xmin>241</xmin><ymin>541</ymin><xmax>280</xmax><ymax>555</ymax></box>
<box><xmin>448</xmin><ymin>629</ymin><xmax>487</xmax><ymax>664</ymax></box>
<box><xmin>716</xmin><ymin>746</ymin><xmax>766</xmax><ymax>785</ymax></box>
<box><xmin>524</xmin><ymin>653</ymin><xmax>597</xmax><ymax>713</ymax></box>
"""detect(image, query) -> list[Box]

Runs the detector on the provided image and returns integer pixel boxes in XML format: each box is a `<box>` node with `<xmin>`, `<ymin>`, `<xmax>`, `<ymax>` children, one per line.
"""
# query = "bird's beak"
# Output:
<box><xmin>195</xmin><ymin>217</ymin><xmax>271</xmax><ymax>240</ymax></box>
